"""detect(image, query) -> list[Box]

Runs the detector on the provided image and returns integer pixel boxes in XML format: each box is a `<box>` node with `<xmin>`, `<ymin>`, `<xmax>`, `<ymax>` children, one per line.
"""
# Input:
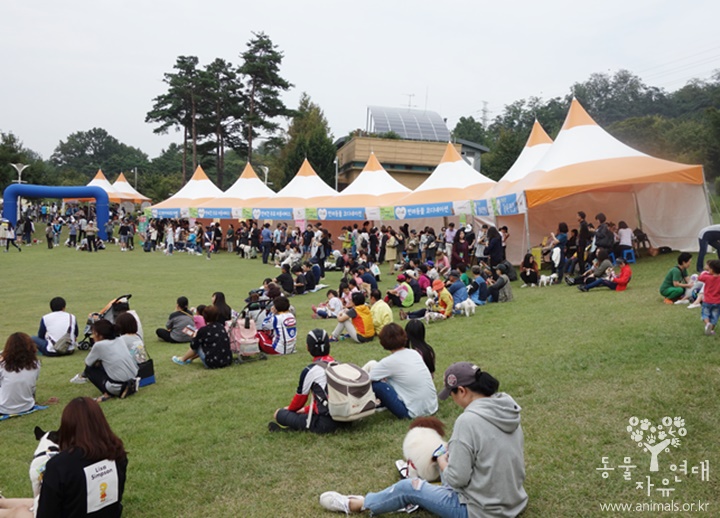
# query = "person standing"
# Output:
<box><xmin>85</xmin><ymin>220</ymin><xmax>98</xmax><ymax>252</ymax></box>
<box><xmin>577</xmin><ymin>211</ymin><xmax>590</xmax><ymax>273</ymax></box>
<box><xmin>261</xmin><ymin>223</ymin><xmax>273</xmax><ymax>264</ymax></box>
<box><xmin>4</xmin><ymin>222</ymin><xmax>21</xmax><ymax>252</ymax></box>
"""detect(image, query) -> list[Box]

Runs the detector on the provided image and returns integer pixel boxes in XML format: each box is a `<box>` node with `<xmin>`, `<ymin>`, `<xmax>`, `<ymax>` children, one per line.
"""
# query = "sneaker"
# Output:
<box><xmin>395</xmin><ymin>459</ymin><xmax>409</xmax><ymax>479</ymax></box>
<box><xmin>675</xmin><ymin>299</ymin><xmax>690</xmax><ymax>305</ymax></box>
<box><xmin>268</xmin><ymin>422</ymin><xmax>286</xmax><ymax>432</ymax></box>
<box><xmin>564</xmin><ymin>277</ymin><xmax>574</xmax><ymax>286</ymax></box>
<box><xmin>329</xmin><ymin>336</ymin><xmax>339</xmax><ymax>343</ymax></box>
<box><xmin>399</xmin><ymin>309</ymin><xmax>408</xmax><ymax>321</ymax></box>
<box><xmin>172</xmin><ymin>356</ymin><xmax>190</xmax><ymax>366</ymax></box>
<box><xmin>688</xmin><ymin>302</ymin><xmax>701</xmax><ymax>309</ymax></box>
<box><xmin>319</xmin><ymin>491</ymin><xmax>358</xmax><ymax>514</ymax></box>
<box><xmin>530</xmin><ymin>283</ymin><xmax>537</xmax><ymax>288</ymax></box>
<box><xmin>520</xmin><ymin>283</ymin><xmax>528</xmax><ymax>288</ymax></box>
<box><xmin>69</xmin><ymin>374</ymin><xmax>87</xmax><ymax>384</ymax></box>
<box><xmin>705</xmin><ymin>323</ymin><xmax>714</xmax><ymax>336</ymax></box>
<box><xmin>663</xmin><ymin>298</ymin><xmax>674</xmax><ymax>304</ymax></box>
<box><xmin>577</xmin><ymin>285</ymin><xmax>588</xmax><ymax>292</ymax></box>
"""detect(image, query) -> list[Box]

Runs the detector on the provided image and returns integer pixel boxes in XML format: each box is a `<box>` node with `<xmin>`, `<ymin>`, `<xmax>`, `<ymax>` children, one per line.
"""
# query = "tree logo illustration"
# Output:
<box><xmin>627</xmin><ymin>416</ymin><xmax>687</xmax><ymax>472</ymax></box>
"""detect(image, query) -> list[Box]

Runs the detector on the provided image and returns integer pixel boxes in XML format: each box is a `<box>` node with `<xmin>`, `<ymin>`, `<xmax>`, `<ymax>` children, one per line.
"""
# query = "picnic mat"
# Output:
<box><xmin>0</xmin><ymin>405</ymin><xmax>49</xmax><ymax>421</ymax></box>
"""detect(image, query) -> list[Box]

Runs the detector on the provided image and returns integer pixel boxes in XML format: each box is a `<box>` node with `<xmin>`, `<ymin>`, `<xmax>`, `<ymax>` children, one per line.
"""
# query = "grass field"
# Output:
<box><xmin>1</xmin><ymin>239</ymin><xmax>718</xmax><ymax>517</ymax></box>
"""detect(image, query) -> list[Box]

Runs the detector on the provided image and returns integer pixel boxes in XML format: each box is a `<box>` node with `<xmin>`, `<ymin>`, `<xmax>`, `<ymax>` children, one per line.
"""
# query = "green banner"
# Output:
<box><xmin>242</xmin><ymin>208</ymin><xmax>253</xmax><ymax>219</ymax></box>
<box><xmin>305</xmin><ymin>208</ymin><xmax>318</xmax><ymax>220</ymax></box>
<box><xmin>459</xmin><ymin>214</ymin><xmax>467</xmax><ymax>225</ymax></box>
<box><xmin>188</xmin><ymin>207</ymin><xmax>198</xmax><ymax>218</ymax></box>
<box><xmin>380</xmin><ymin>206</ymin><xmax>396</xmax><ymax>220</ymax></box>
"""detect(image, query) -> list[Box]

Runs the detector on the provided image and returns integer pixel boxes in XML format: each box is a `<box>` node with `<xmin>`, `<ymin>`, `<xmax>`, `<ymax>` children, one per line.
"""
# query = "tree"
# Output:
<box><xmin>197</xmin><ymin>58</ymin><xmax>242</xmax><ymax>188</ymax></box>
<box><xmin>452</xmin><ymin>116</ymin><xmax>487</xmax><ymax>145</ymax></box>
<box><xmin>238</xmin><ymin>32</ymin><xmax>293</xmax><ymax>162</ymax></box>
<box><xmin>479</xmin><ymin>128</ymin><xmax>525</xmax><ymax>181</ymax></box>
<box><xmin>50</xmin><ymin>128</ymin><xmax>148</xmax><ymax>180</ymax></box>
<box><xmin>278</xmin><ymin>93</ymin><xmax>336</xmax><ymax>188</ymax></box>
<box><xmin>146</xmin><ymin>56</ymin><xmax>202</xmax><ymax>182</ymax></box>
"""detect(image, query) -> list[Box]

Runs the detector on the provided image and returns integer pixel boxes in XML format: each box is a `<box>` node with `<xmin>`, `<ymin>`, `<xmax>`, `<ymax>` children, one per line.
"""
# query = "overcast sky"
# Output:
<box><xmin>1</xmin><ymin>0</ymin><xmax>719</xmax><ymax>162</ymax></box>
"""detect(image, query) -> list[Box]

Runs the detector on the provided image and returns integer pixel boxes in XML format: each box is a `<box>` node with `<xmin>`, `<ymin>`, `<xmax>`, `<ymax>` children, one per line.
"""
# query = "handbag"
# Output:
<box><xmin>138</xmin><ymin>359</ymin><xmax>155</xmax><ymax>387</ymax></box>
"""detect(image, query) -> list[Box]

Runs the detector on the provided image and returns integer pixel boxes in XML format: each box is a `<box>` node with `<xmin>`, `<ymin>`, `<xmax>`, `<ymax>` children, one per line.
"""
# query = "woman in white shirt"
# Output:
<box><xmin>615</xmin><ymin>221</ymin><xmax>635</xmax><ymax>257</ymax></box>
<box><xmin>0</xmin><ymin>332</ymin><xmax>40</xmax><ymax>415</ymax></box>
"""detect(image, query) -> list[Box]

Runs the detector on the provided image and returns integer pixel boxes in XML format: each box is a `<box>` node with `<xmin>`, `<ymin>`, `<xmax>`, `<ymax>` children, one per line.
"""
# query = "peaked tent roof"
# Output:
<box><xmin>112</xmin><ymin>173</ymin><xmax>151</xmax><ymax>203</ymax></box>
<box><xmin>71</xmin><ymin>170</ymin><xmax>132</xmax><ymax>203</ymax></box>
<box><xmin>396</xmin><ymin>143</ymin><xmax>495</xmax><ymax>206</ymax></box>
<box><xmin>318</xmin><ymin>153</ymin><xmax>410</xmax><ymax>208</ymax></box>
<box><xmin>199</xmin><ymin>164</ymin><xmax>275</xmax><ymax>208</ymax></box>
<box><xmin>150</xmin><ymin>166</ymin><xmax>223</xmax><ymax>210</ymax></box>
<box><xmin>260</xmin><ymin>159</ymin><xmax>337</xmax><ymax>208</ymax></box>
<box><xmin>512</xmin><ymin>99</ymin><xmax>704</xmax><ymax>209</ymax></box>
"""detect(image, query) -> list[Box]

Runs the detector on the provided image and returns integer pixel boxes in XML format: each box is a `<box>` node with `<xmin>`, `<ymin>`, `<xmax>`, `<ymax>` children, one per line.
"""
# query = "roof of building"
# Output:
<box><xmin>455</xmin><ymin>138</ymin><xmax>490</xmax><ymax>154</ymax></box>
<box><xmin>367</xmin><ymin>106</ymin><xmax>451</xmax><ymax>142</ymax></box>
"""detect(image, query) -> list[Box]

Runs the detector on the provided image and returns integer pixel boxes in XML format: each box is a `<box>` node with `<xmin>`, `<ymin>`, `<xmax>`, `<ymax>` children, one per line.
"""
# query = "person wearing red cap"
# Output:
<box><xmin>385</xmin><ymin>274</ymin><xmax>413</xmax><ymax>308</ymax></box>
<box><xmin>320</xmin><ymin>361</ymin><xmax>528</xmax><ymax>516</ymax></box>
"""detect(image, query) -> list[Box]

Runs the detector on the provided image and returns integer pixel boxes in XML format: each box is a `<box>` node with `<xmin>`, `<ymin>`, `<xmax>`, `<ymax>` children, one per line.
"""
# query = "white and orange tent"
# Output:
<box><xmin>150</xmin><ymin>166</ymin><xmax>223</xmax><ymax>218</ymax></box>
<box><xmin>112</xmin><ymin>173</ymin><xmax>151</xmax><ymax>204</ymax></box>
<box><xmin>393</xmin><ymin>142</ymin><xmax>495</xmax><ymax>220</ymax></box>
<box><xmin>500</xmin><ymin>99</ymin><xmax>710</xmax><ymax>262</ymax></box>
<box><xmin>67</xmin><ymin>170</ymin><xmax>133</xmax><ymax>203</ymax></box>
<box><xmin>197</xmin><ymin>163</ymin><xmax>275</xmax><ymax>219</ymax></box>
<box><xmin>311</xmin><ymin>153</ymin><xmax>410</xmax><ymax>220</ymax></box>
<box><xmin>256</xmin><ymin>159</ymin><xmax>337</xmax><ymax>220</ymax></box>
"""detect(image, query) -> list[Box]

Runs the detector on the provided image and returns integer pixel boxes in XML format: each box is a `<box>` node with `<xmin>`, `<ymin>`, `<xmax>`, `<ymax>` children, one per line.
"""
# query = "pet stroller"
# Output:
<box><xmin>77</xmin><ymin>294</ymin><xmax>133</xmax><ymax>350</ymax></box>
<box><xmin>226</xmin><ymin>309</ymin><xmax>267</xmax><ymax>364</ymax></box>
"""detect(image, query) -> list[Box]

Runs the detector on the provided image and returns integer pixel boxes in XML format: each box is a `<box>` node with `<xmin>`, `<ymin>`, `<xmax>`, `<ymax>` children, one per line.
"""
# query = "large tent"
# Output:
<box><xmin>499</xmin><ymin>99</ymin><xmax>711</xmax><ymax>263</ymax></box>
<box><xmin>312</xmin><ymin>153</ymin><xmax>410</xmax><ymax>220</ymax></box>
<box><xmin>256</xmin><ymin>159</ymin><xmax>337</xmax><ymax>220</ymax></box>
<box><xmin>197</xmin><ymin>164</ymin><xmax>275</xmax><ymax>219</ymax></box>
<box><xmin>395</xmin><ymin>143</ymin><xmax>495</xmax><ymax>220</ymax></box>
<box><xmin>67</xmin><ymin>170</ymin><xmax>133</xmax><ymax>203</ymax></box>
<box><xmin>112</xmin><ymin>173</ymin><xmax>151</xmax><ymax>204</ymax></box>
<box><xmin>486</xmin><ymin>121</ymin><xmax>553</xmax><ymax>262</ymax></box>
<box><xmin>150</xmin><ymin>166</ymin><xmax>223</xmax><ymax>218</ymax></box>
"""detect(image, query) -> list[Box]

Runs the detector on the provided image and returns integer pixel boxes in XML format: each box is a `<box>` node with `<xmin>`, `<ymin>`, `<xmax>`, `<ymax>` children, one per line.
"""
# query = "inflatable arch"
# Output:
<box><xmin>2</xmin><ymin>184</ymin><xmax>109</xmax><ymax>240</ymax></box>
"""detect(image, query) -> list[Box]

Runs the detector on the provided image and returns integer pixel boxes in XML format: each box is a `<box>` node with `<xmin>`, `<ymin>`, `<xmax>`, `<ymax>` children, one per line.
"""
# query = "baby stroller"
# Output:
<box><xmin>77</xmin><ymin>294</ymin><xmax>133</xmax><ymax>350</ymax></box>
<box><xmin>226</xmin><ymin>309</ymin><xmax>267</xmax><ymax>364</ymax></box>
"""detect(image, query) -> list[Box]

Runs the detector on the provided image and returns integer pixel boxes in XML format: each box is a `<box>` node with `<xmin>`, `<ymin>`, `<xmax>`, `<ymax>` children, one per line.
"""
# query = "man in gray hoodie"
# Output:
<box><xmin>320</xmin><ymin>362</ymin><xmax>528</xmax><ymax>517</ymax></box>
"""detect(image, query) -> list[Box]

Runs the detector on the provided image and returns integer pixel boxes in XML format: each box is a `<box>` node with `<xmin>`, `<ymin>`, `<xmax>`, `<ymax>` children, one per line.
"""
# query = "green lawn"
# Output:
<box><xmin>1</xmin><ymin>240</ymin><xmax>718</xmax><ymax>517</ymax></box>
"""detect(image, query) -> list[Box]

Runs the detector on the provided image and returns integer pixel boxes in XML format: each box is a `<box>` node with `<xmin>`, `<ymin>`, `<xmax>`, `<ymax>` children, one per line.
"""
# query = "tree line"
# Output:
<box><xmin>2</xmin><ymin>59</ymin><xmax>719</xmax><ymax>203</ymax></box>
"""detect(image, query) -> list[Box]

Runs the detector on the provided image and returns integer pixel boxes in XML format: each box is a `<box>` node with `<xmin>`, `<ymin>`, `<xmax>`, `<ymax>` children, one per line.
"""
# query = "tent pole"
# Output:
<box><xmin>701</xmin><ymin>168</ymin><xmax>715</xmax><ymax>225</ymax></box>
<box><xmin>523</xmin><ymin>193</ymin><xmax>531</xmax><ymax>257</ymax></box>
<box><xmin>632</xmin><ymin>190</ymin><xmax>642</xmax><ymax>230</ymax></box>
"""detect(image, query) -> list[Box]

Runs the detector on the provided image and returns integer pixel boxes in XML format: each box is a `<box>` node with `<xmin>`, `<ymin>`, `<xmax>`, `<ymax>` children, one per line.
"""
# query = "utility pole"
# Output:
<box><xmin>402</xmin><ymin>94</ymin><xmax>416</xmax><ymax>109</ymax></box>
<box><xmin>481</xmin><ymin>101</ymin><xmax>489</xmax><ymax>128</ymax></box>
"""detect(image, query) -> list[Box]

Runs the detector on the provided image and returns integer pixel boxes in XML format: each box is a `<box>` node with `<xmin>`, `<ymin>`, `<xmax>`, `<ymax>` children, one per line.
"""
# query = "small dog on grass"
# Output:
<box><xmin>30</xmin><ymin>426</ymin><xmax>60</xmax><ymax>512</ymax></box>
<box><xmin>454</xmin><ymin>298</ymin><xmax>476</xmax><ymax>317</ymax></box>
<box><xmin>397</xmin><ymin>417</ymin><xmax>448</xmax><ymax>482</ymax></box>
<box><xmin>538</xmin><ymin>273</ymin><xmax>558</xmax><ymax>287</ymax></box>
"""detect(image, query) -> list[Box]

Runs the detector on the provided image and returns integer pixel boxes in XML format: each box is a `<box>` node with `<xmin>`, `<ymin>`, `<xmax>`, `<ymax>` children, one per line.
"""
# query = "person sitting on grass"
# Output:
<box><xmin>520</xmin><ymin>253</ymin><xmax>539</xmax><ymax>288</ymax></box>
<box><xmin>698</xmin><ymin>259</ymin><xmax>720</xmax><ymax>336</ymax></box>
<box><xmin>405</xmin><ymin>320</ymin><xmax>436</xmax><ymax>377</ymax></box>
<box><xmin>487</xmin><ymin>263</ymin><xmax>513</xmax><ymax>303</ymax></box>
<box><xmin>468</xmin><ymin>265</ymin><xmax>489</xmax><ymax>306</ymax></box>
<box><xmin>31</xmin><ymin>296</ymin><xmax>79</xmax><ymax>357</ymax></box>
<box><xmin>370</xmin><ymin>289</ymin><xmax>393</xmax><ymax>334</ymax></box>
<box><xmin>268</xmin><ymin>329</ymin><xmax>339</xmax><ymax>434</ymax></box>
<box><xmin>259</xmin><ymin>296</ymin><xmax>297</xmax><ymax>355</ymax></box>
<box><xmin>116</xmin><ymin>313</ymin><xmax>147</xmax><ymax>365</ymax></box>
<box><xmin>320</xmin><ymin>362</ymin><xmax>528</xmax><ymax>517</ymax></box>
<box><xmin>362</xmin><ymin>323</ymin><xmax>437</xmax><ymax>420</ymax></box>
<box><xmin>78</xmin><ymin>319</ymin><xmax>139</xmax><ymax>403</ymax></box>
<box><xmin>292</xmin><ymin>265</ymin><xmax>307</xmax><ymax>295</ymax></box>
<box><xmin>400</xmin><ymin>279</ymin><xmax>454</xmax><ymax>321</ymax></box>
<box><xmin>565</xmin><ymin>249</ymin><xmax>614</xmax><ymax>288</ymax></box>
<box><xmin>155</xmin><ymin>296</ymin><xmax>194</xmax><ymax>343</ymax></box>
<box><xmin>660</xmin><ymin>252</ymin><xmax>694</xmax><ymax>304</ymax></box>
<box><xmin>357</xmin><ymin>264</ymin><xmax>378</xmax><ymax>291</ymax></box>
<box><xmin>385</xmin><ymin>274</ymin><xmax>414</xmax><ymax>308</ymax></box>
<box><xmin>312</xmin><ymin>289</ymin><xmax>344</xmax><ymax>319</ymax></box>
<box><xmin>446</xmin><ymin>270</ymin><xmax>469</xmax><ymax>305</ymax></box>
<box><xmin>275</xmin><ymin>263</ymin><xmax>295</xmax><ymax>295</ymax></box>
<box><xmin>172</xmin><ymin>305</ymin><xmax>233</xmax><ymax>368</ymax></box>
<box><xmin>303</xmin><ymin>262</ymin><xmax>318</xmax><ymax>292</ymax></box>
<box><xmin>578</xmin><ymin>257</ymin><xmax>633</xmax><ymax>293</ymax></box>
<box><xmin>0</xmin><ymin>333</ymin><xmax>42</xmax><ymax>416</ymax></box>
<box><xmin>330</xmin><ymin>292</ymin><xmax>375</xmax><ymax>343</ymax></box>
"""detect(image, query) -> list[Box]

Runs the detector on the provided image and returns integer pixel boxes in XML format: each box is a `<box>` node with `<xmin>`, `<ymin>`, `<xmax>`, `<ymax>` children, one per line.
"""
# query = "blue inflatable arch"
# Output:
<box><xmin>2</xmin><ymin>184</ymin><xmax>109</xmax><ymax>240</ymax></box>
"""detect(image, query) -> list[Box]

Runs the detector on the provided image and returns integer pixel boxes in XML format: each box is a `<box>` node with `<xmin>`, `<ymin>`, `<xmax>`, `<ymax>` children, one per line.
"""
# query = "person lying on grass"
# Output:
<box><xmin>268</xmin><ymin>329</ymin><xmax>339</xmax><ymax>434</ymax></box>
<box><xmin>172</xmin><ymin>305</ymin><xmax>233</xmax><ymax>368</ymax></box>
<box><xmin>320</xmin><ymin>362</ymin><xmax>528</xmax><ymax>517</ymax></box>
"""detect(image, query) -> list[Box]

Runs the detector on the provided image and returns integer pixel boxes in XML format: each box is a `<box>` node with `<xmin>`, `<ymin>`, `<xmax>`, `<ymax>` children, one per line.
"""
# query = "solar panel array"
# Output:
<box><xmin>368</xmin><ymin>106</ymin><xmax>451</xmax><ymax>142</ymax></box>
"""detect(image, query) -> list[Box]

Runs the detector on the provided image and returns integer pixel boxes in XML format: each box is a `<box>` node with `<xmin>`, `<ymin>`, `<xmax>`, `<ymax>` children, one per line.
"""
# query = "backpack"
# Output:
<box><xmin>48</xmin><ymin>315</ymin><xmax>74</xmax><ymax>354</ymax></box>
<box><xmin>226</xmin><ymin>313</ymin><xmax>260</xmax><ymax>356</ymax></box>
<box><xmin>318</xmin><ymin>361</ymin><xmax>376</xmax><ymax>421</ymax></box>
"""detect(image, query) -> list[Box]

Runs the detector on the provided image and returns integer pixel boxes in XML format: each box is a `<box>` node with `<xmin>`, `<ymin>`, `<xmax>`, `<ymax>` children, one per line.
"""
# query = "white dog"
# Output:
<box><xmin>238</xmin><ymin>244</ymin><xmax>257</xmax><ymax>259</ymax></box>
<box><xmin>424</xmin><ymin>311</ymin><xmax>445</xmax><ymax>324</ymax></box>
<box><xmin>454</xmin><ymin>298</ymin><xmax>476</xmax><ymax>317</ymax></box>
<box><xmin>538</xmin><ymin>273</ymin><xmax>558</xmax><ymax>287</ymax></box>
<box><xmin>399</xmin><ymin>417</ymin><xmax>448</xmax><ymax>482</ymax></box>
<box><xmin>30</xmin><ymin>426</ymin><xmax>60</xmax><ymax>514</ymax></box>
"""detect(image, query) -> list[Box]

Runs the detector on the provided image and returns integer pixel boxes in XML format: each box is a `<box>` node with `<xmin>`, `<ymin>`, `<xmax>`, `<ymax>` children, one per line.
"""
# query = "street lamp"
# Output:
<box><xmin>10</xmin><ymin>163</ymin><xmax>29</xmax><ymax>220</ymax></box>
<box><xmin>334</xmin><ymin>157</ymin><xmax>339</xmax><ymax>191</ymax></box>
<box><xmin>258</xmin><ymin>165</ymin><xmax>270</xmax><ymax>186</ymax></box>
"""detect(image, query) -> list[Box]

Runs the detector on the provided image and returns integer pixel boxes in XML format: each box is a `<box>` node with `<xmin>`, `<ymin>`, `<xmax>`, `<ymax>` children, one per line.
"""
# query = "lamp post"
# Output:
<box><xmin>10</xmin><ymin>163</ymin><xmax>29</xmax><ymax>221</ymax></box>
<box><xmin>334</xmin><ymin>157</ymin><xmax>339</xmax><ymax>191</ymax></box>
<box><xmin>259</xmin><ymin>165</ymin><xmax>270</xmax><ymax>186</ymax></box>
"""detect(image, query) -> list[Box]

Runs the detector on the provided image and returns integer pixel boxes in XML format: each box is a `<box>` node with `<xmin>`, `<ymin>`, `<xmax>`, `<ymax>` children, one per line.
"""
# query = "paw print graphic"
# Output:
<box><xmin>640</xmin><ymin>419</ymin><xmax>651</xmax><ymax>431</ymax></box>
<box><xmin>658</xmin><ymin>431</ymin><xmax>667</xmax><ymax>440</ymax></box>
<box><xmin>646</xmin><ymin>434</ymin><xmax>656</xmax><ymax>444</ymax></box>
<box><xmin>671</xmin><ymin>438</ymin><xmax>681</xmax><ymax>448</ymax></box>
<box><xmin>673</xmin><ymin>417</ymin><xmax>685</xmax><ymax>428</ymax></box>
<box><xmin>631</xmin><ymin>430</ymin><xmax>644</xmax><ymax>442</ymax></box>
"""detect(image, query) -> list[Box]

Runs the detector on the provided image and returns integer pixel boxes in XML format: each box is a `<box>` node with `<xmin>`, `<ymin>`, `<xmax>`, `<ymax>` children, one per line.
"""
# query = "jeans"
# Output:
<box><xmin>364</xmin><ymin>479</ymin><xmax>467</xmax><ymax>518</ymax></box>
<box><xmin>372</xmin><ymin>381</ymin><xmax>410</xmax><ymax>419</ymax></box>
<box><xmin>31</xmin><ymin>336</ymin><xmax>72</xmax><ymax>357</ymax></box>
<box><xmin>262</xmin><ymin>242</ymin><xmax>272</xmax><ymax>263</ymax></box>
<box><xmin>584</xmin><ymin>278</ymin><xmax>617</xmax><ymax>291</ymax></box>
<box><xmin>701</xmin><ymin>302</ymin><xmax>720</xmax><ymax>326</ymax></box>
<box><xmin>697</xmin><ymin>233</ymin><xmax>720</xmax><ymax>272</ymax></box>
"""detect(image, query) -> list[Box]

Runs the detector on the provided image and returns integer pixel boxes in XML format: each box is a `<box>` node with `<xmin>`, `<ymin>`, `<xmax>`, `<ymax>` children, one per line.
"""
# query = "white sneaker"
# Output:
<box><xmin>688</xmin><ymin>302</ymin><xmax>701</xmax><ymax>309</ymax></box>
<box><xmin>675</xmin><ymin>299</ymin><xmax>690</xmax><ymax>305</ymax></box>
<box><xmin>69</xmin><ymin>374</ymin><xmax>87</xmax><ymax>384</ymax></box>
<box><xmin>705</xmin><ymin>323</ymin><xmax>714</xmax><ymax>336</ymax></box>
<box><xmin>520</xmin><ymin>283</ymin><xmax>528</xmax><ymax>288</ymax></box>
<box><xmin>319</xmin><ymin>491</ymin><xmax>362</xmax><ymax>514</ymax></box>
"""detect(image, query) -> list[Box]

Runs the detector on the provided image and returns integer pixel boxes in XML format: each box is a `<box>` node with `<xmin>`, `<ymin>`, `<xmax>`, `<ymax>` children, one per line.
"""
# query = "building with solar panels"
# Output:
<box><xmin>335</xmin><ymin>106</ymin><xmax>489</xmax><ymax>191</ymax></box>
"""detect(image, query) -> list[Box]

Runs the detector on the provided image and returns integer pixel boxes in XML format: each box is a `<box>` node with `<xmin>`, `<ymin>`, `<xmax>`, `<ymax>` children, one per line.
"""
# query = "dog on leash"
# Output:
<box><xmin>30</xmin><ymin>426</ymin><xmax>60</xmax><ymax>512</ymax></box>
<box><xmin>538</xmin><ymin>273</ymin><xmax>558</xmax><ymax>287</ymax></box>
<box><xmin>400</xmin><ymin>417</ymin><xmax>448</xmax><ymax>482</ymax></box>
<box><xmin>454</xmin><ymin>298</ymin><xmax>476</xmax><ymax>317</ymax></box>
<box><xmin>238</xmin><ymin>244</ymin><xmax>257</xmax><ymax>259</ymax></box>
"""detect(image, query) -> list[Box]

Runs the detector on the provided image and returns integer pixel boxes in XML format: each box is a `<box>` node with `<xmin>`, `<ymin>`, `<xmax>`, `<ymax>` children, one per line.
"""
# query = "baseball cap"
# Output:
<box><xmin>496</xmin><ymin>263</ymin><xmax>507</xmax><ymax>273</ymax></box>
<box><xmin>439</xmin><ymin>362</ymin><xmax>481</xmax><ymax>400</ymax></box>
<box><xmin>432</xmin><ymin>279</ymin><xmax>445</xmax><ymax>291</ymax></box>
<box><xmin>448</xmin><ymin>270</ymin><xmax>460</xmax><ymax>278</ymax></box>
<box><xmin>397</xmin><ymin>274</ymin><xmax>406</xmax><ymax>282</ymax></box>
